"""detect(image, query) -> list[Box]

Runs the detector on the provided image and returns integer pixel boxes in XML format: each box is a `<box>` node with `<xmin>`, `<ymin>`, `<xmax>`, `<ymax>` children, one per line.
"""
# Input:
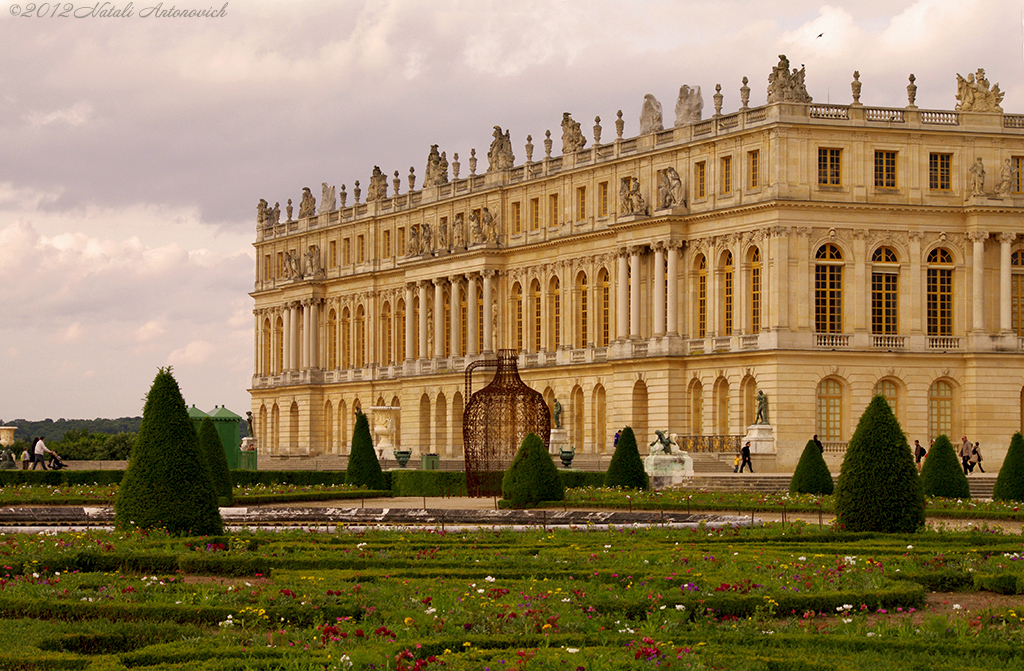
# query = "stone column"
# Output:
<box><xmin>908</xmin><ymin>231</ymin><xmax>923</xmax><ymax>334</ymax></box>
<box><xmin>450</xmin><ymin>275</ymin><xmax>462</xmax><ymax>357</ymax></box>
<box><xmin>418</xmin><ymin>281</ymin><xmax>429</xmax><ymax>359</ymax></box>
<box><xmin>667</xmin><ymin>242</ymin><xmax>680</xmax><ymax>335</ymax></box>
<box><xmin>254</xmin><ymin>311</ymin><xmax>262</xmax><ymax>376</ymax></box>
<box><xmin>969</xmin><ymin>231</ymin><xmax>988</xmax><ymax>331</ymax></box>
<box><xmin>467</xmin><ymin>274</ymin><xmax>479</xmax><ymax>356</ymax></box>
<box><xmin>1000</xmin><ymin>233</ymin><xmax>1016</xmax><ymax>332</ymax></box>
<box><xmin>282</xmin><ymin>306</ymin><xmax>292</xmax><ymax>371</ymax></box>
<box><xmin>653</xmin><ymin>243</ymin><xmax>666</xmax><ymax>336</ymax></box>
<box><xmin>482</xmin><ymin>270</ymin><xmax>494</xmax><ymax>352</ymax></box>
<box><xmin>617</xmin><ymin>251</ymin><xmax>628</xmax><ymax>341</ymax></box>
<box><xmin>304</xmin><ymin>301</ymin><xmax>313</xmax><ymax>369</ymax></box>
<box><xmin>405</xmin><ymin>284</ymin><xmax>415</xmax><ymax>361</ymax></box>
<box><xmin>434</xmin><ymin>279</ymin><xmax>445</xmax><ymax>358</ymax></box>
<box><xmin>294</xmin><ymin>303</ymin><xmax>303</xmax><ymax>370</ymax></box>
<box><xmin>629</xmin><ymin>247</ymin><xmax>641</xmax><ymax>339</ymax></box>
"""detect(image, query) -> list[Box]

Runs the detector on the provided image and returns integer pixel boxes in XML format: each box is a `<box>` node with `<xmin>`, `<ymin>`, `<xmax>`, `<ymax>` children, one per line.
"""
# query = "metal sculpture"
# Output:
<box><xmin>463</xmin><ymin>350</ymin><xmax>551</xmax><ymax>497</ymax></box>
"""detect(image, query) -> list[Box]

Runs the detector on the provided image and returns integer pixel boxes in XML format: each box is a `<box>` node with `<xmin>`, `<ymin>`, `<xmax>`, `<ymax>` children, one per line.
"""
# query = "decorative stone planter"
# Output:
<box><xmin>559</xmin><ymin>447</ymin><xmax>575</xmax><ymax>468</ymax></box>
<box><xmin>370</xmin><ymin>406</ymin><xmax>400</xmax><ymax>451</ymax></box>
<box><xmin>393</xmin><ymin>449</ymin><xmax>412</xmax><ymax>468</ymax></box>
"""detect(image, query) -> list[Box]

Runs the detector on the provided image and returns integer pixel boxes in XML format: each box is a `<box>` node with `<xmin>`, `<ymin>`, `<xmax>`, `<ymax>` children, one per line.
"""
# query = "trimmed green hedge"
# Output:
<box><xmin>390</xmin><ymin>469</ymin><xmax>468</xmax><ymax>496</ymax></box>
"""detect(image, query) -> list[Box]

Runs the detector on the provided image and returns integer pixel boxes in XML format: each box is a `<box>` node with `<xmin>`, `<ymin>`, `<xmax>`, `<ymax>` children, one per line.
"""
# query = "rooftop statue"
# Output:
<box><xmin>319</xmin><ymin>182</ymin><xmax>336</xmax><ymax>214</ymax></box>
<box><xmin>561</xmin><ymin>113</ymin><xmax>586</xmax><ymax>154</ymax></box>
<box><xmin>256</xmin><ymin>198</ymin><xmax>269</xmax><ymax>227</ymax></box>
<box><xmin>766</xmin><ymin>54</ymin><xmax>812</xmax><ymax>104</ymax></box>
<box><xmin>367</xmin><ymin>166</ymin><xmax>388</xmax><ymax>202</ymax></box>
<box><xmin>297</xmin><ymin>187</ymin><xmax>316</xmax><ymax>219</ymax></box>
<box><xmin>956</xmin><ymin>68</ymin><xmax>1004</xmax><ymax>113</ymax></box>
<box><xmin>423</xmin><ymin>144</ymin><xmax>449</xmax><ymax>187</ymax></box>
<box><xmin>487</xmin><ymin>126</ymin><xmax>515</xmax><ymax>172</ymax></box>
<box><xmin>674</xmin><ymin>84</ymin><xmax>703</xmax><ymax>125</ymax></box>
<box><xmin>639</xmin><ymin>94</ymin><xmax>664</xmax><ymax>134</ymax></box>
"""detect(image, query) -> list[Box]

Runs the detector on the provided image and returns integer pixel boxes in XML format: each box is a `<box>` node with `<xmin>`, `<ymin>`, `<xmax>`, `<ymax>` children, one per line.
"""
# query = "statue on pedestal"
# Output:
<box><xmin>754</xmin><ymin>390</ymin><xmax>769</xmax><ymax>424</ymax></box>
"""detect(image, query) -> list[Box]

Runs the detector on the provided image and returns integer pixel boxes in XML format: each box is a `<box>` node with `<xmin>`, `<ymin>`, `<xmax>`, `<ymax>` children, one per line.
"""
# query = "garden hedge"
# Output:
<box><xmin>604</xmin><ymin>426</ymin><xmax>649</xmax><ymax>490</ymax></box>
<box><xmin>502</xmin><ymin>432</ymin><xmax>565</xmax><ymax>507</ymax></box>
<box><xmin>345</xmin><ymin>411</ymin><xmax>387</xmax><ymax>490</ymax></box>
<box><xmin>994</xmin><ymin>431</ymin><xmax>1024</xmax><ymax>502</ymax></box>
<box><xmin>920</xmin><ymin>434</ymin><xmax>970</xmax><ymax>499</ymax></box>
<box><xmin>198</xmin><ymin>417</ymin><xmax>232</xmax><ymax>501</ymax></box>
<box><xmin>790</xmin><ymin>439</ymin><xmax>834</xmax><ymax>495</ymax></box>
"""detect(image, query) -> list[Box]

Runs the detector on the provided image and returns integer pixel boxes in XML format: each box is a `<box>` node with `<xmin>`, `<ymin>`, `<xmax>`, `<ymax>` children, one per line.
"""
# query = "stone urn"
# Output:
<box><xmin>0</xmin><ymin>427</ymin><xmax>16</xmax><ymax>448</ymax></box>
<box><xmin>369</xmin><ymin>406</ymin><xmax>400</xmax><ymax>451</ymax></box>
<box><xmin>392</xmin><ymin>449</ymin><xmax>412</xmax><ymax>468</ymax></box>
<box><xmin>559</xmin><ymin>446</ymin><xmax>576</xmax><ymax>468</ymax></box>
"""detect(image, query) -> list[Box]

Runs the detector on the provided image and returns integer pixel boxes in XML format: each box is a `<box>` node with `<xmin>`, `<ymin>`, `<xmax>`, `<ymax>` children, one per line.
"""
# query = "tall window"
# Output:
<box><xmin>576</xmin><ymin>186</ymin><xmax>587</xmax><ymax>220</ymax></box>
<box><xmin>530</xmin><ymin>198</ymin><xmax>540</xmax><ymax>231</ymax></box>
<box><xmin>328</xmin><ymin>241</ymin><xmax>336</xmax><ymax>267</ymax></box>
<box><xmin>549</xmin><ymin>277</ymin><xmax>561</xmax><ymax>350</ymax></box>
<box><xmin>815</xmin><ymin>244</ymin><xmax>844</xmax><ymax>333</ymax></box>
<box><xmin>381</xmin><ymin>303</ymin><xmax>392</xmax><ymax>365</ymax></box>
<box><xmin>531</xmin><ymin>280</ymin><xmax>542</xmax><ymax>353</ymax></box>
<box><xmin>396</xmin><ymin>300</ymin><xmax>406</xmax><ymax>362</ymax></box>
<box><xmin>576</xmin><ymin>272</ymin><xmax>589</xmax><ymax>348</ymax></box>
<box><xmin>749</xmin><ymin>247</ymin><xmax>761</xmax><ymax>334</ymax></box>
<box><xmin>929</xmin><ymin>153</ymin><xmax>952</xmax><ymax>190</ymax></box>
<box><xmin>274</xmin><ymin>317</ymin><xmax>284</xmax><ymax>371</ymax></box>
<box><xmin>354</xmin><ymin>306</ymin><xmax>365</xmax><ymax>368</ymax></box>
<box><xmin>721</xmin><ymin>251</ymin><xmax>734</xmax><ymax>335</ymax></box>
<box><xmin>748</xmin><ymin>150</ymin><xmax>760</xmax><ymax>189</ymax></box>
<box><xmin>382</xmin><ymin>230</ymin><xmax>392</xmax><ymax>258</ymax></box>
<box><xmin>398</xmin><ymin>228</ymin><xmax>406</xmax><ymax>256</ymax></box>
<box><xmin>929</xmin><ymin>380</ymin><xmax>953</xmax><ymax>441</ymax></box>
<box><xmin>443</xmin><ymin>290</ymin><xmax>451</xmax><ymax>358</ymax></box>
<box><xmin>697</xmin><ymin>255</ymin><xmax>707</xmax><ymax>337</ymax></box>
<box><xmin>343</xmin><ymin>238</ymin><xmax>351</xmax><ymax>265</ymax></box>
<box><xmin>460</xmin><ymin>287</ymin><xmax>467</xmax><ymax>355</ymax></box>
<box><xmin>816</xmin><ymin>378</ymin><xmax>842</xmax><ymax>442</ymax></box>
<box><xmin>695</xmin><ymin>162</ymin><xmax>706</xmax><ymax>199</ymax></box>
<box><xmin>1013</xmin><ymin>251</ymin><xmax>1024</xmax><ymax>334</ymax></box>
<box><xmin>598</xmin><ymin>269</ymin><xmax>610</xmax><ymax>346</ymax></box>
<box><xmin>512</xmin><ymin>283</ymin><xmax>523</xmax><ymax>351</ymax></box>
<box><xmin>874</xmin><ymin>379</ymin><xmax>899</xmax><ymax>419</ymax></box>
<box><xmin>549</xmin><ymin>193</ymin><xmax>559</xmax><ymax>227</ymax></box>
<box><xmin>477</xmin><ymin>287</ymin><xmax>484</xmax><ymax>353</ymax></box>
<box><xmin>326</xmin><ymin>310</ymin><xmax>337</xmax><ymax>368</ymax></box>
<box><xmin>598</xmin><ymin>181</ymin><xmax>609</xmax><ymax>217</ymax></box>
<box><xmin>357</xmin><ymin>235</ymin><xmax>365</xmax><ymax>264</ymax></box>
<box><xmin>511</xmin><ymin>202</ymin><xmax>522</xmax><ymax>234</ymax></box>
<box><xmin>721</xmin><ymin>156</ymin><xmax>732</xmax><ymax>194</ymax></box>
<box><xmin>1014</xmin><ymin>158</ymin><xmax>1024</xmax><ymax>194</ymax></box>
<box><xmin>690</xmin><ymin>383</ymin><xmax>703</xmax><ymax>435</ymax></box>
<box><xmin>871</xmin><ymin>246</ymin><xmax>899</xmax><ymax>334</ymax></box>
<box><xmin>818</xmin><ymin>148</ymin><xmax>842</xmax><ymax>186</ymax></box>
<box><xmin>927</xmin><ymin>248</ymin><xmax>953</xmax><ymax>336</ymax></box>
<box><xmin>874</xmin><ymin>150</ymin><xmax>897</xmax><ymax>188</ymax></box>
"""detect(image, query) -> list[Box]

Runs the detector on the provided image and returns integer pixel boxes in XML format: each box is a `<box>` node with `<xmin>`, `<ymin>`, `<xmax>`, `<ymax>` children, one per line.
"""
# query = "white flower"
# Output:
<box><xmin>867</xmin><ymin>632</ymin><xmax>876</xmax><ymax>637</ymax></box>
<box><xmin>842</xmin><ymin>618</ymin><xmax>853</xmax><ymax>624</ymax></box>
<box><xmin>425</xmin><ymin>607</ymin><xmax>436</xmax><ymax>615</ymax></box>
<box><xmin>484</xmin><ymin>576</ymin><xmax>495</xmax><ymax>582</ymax></box>
<box><xmin>798</xmin><ymin>556</ymin><xmax>806</xmax><ymax>561</ymax></box>
<box><xmin>676</xmin><ymin>605</ymin><xmax>685</xmax><ymax>611</ymax></box>
<box><xmin>566</xmin><ymin>648</ymin><xmax>580</xmax><ymax>654</ymax></box>
<box><xmin>477</xmin><ymin>589</ymin><xmax>485</xmax><ymax>593</ymax></box>
<box><xmin>907</xmin><ymin>545</ymin><xmax>914</xmax><ymax>550</ymax></box>
<box><xmin>953</xmin><ymin>604</ymin><xmax>962</xmax><ymax>610</ymax></box>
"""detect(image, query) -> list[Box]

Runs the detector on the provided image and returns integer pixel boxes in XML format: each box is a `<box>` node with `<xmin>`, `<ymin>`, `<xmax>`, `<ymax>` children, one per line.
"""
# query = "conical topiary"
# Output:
<box><xmin>993</xmin><ymin>432</ymin><xmax>1024</xmax><ymax>501</ymax></box>
<box><xmin>604</xmin><ymin>426</ymin><xmax>649</xmax><ymax>490</ymax></box>
<box><xmin>834</xmin><ymin>395</ymin><xmax>924</xmax><ymax>533</ymax></box>
<box><xmin>346</xmin><ymin>410</ymin><xmax>387</xmax><ymax>490</ymax></box>
<box><xmin>920</xmin><ymin>434</ymin><xmax>969</xmax><ymax>499</ymax></box>
<box><xmin>790</xmin><ymin>439</ymin><xmax>834</xmax><ymax>495</ymax></box>
<box><xmin>502</xmin><ymin>432</ymin><xmax>565</xmax><ymax>507</ymax></box>
<box><xmin>198</xmin><ymin>416</ymin><xmax>233</xmax><ymax>501</ymax></box>
<box><xmin>114</xmin><ymin>368</ymin><xmax>223</xmax><ymax>535</ymax></box>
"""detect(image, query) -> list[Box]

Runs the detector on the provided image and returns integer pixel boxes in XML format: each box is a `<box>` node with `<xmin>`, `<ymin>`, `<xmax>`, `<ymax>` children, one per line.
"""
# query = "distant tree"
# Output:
<box><xmin>790</xmin><ymin>439</ymin><xmax>834</xmax><ymax>495</ymax></box>
<box><xmin>114</xmin><ymin>368</ymin><xmax>222</xmax><ymax>536</ymax></box>
<box><xmin>198</xmin><ymin>417</ymin><xmax>233</xmax><ymax>501</ymax></box>
<box><xmin>502</xmin><ymin>432</ymin><xmax>564</xmax><ymax>507</ymax></box>
<box><xmin>920</xmin><ymin>435</ymin><xmax>969</xmax><ymax>499</ymax></box>
<box><xmin>604</xmin><ymin>426</ymin><xmax>649</xmax><ymax>490</ymax></box>
<box><xmin>993</xmin><ymin>432</ymin><xmax>1024</xmax><ymax>502</ymax></box>
<box><xmin>346</xmin><ymin>410</ymin><xmax>387</xmax><ymax>490</ymax></box>
<box><xmin>834</xmin><ymin>395</ymin><xmax>924</xmax><ymax>533</ymax></box>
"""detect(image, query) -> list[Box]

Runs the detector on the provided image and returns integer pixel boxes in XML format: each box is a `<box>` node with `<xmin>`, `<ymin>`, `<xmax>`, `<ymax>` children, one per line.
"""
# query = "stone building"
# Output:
<box><xmin>250</xmin><ymin>58</ymin><xmax>1024</xmax><ymax>471</ymax></box>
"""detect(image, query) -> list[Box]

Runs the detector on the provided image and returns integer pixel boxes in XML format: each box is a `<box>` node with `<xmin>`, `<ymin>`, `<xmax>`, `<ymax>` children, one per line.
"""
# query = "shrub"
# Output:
<box><xmin>920</xmin><ymin>434</ymin><xmax>969</xmax><ymax>499</ymax></box>
<box><xmin>345</xmin><ymin>411</ymin><xmax>386</xmax><ymax>490</ymax></box>
<box><xmin>604</xmin><ymin>426</ymin><xmax>649</xmax><ymax>490</ymax></box>
<box><xmin>993</xmin><ymin>432</ymin><xmax>1024</xmax><ymax>502</ymax></box>
<box><xmin>789</xmin><ymin>440</ymin><xmax>834</xmax><ymax>495</ymax></box>
<box><xmin>834</xmin><ymin>395</ymin><xmax>924</xmax><ymax>533</ymax></box>
<box><xmin>198</xmin><ymin>417</ymin><xmax>232</xmax><ymax>501</ymax></box>
<box><xmin>113</xmin><ymin>368</ymin><xmax>223</xmax><ymax>536</ymax></box>
<box><xmin>501</xmin><ymin>432</ymin><xmax>564</xmax><ymax>507</ymax></box>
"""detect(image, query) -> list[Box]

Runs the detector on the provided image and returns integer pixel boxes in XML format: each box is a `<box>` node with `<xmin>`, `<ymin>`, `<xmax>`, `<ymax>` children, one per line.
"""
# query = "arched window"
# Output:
<box><xmin>261</xmin><ymin>318</ymin><xmax>272</xmax><ymax>375</ymax></box>
<box><xmin>548</xmin><ymin>277</ymin><xmax>561</xmax><ymax>350</ymax></box>
<box><xmin>815</xmin><ymin>244</ymin><xmax>843</xmax><ymax>333</ymax></box>
<box><xmin>443</xmin><ymin>288</ymin><xmax>452</xmax><ymax>358</ymax></box>
<box><xmin>572</xmin><ymin>386</ymin><xmax>585</xmax><ymax>452</ymax></box>
<box><xmin>593</xmin><ymin>385</ymin><xmax>607</xmax><ymax>453</ymax></box>
<box><xmin>816</xmin><ymin>378</ymin><xmax>842</xmax><ymax>442</ymax></box>
<box><xmin>476</xmin><ymin>285</ymin><xmax>484</xmax><ymax>354</ymax></box>
<box><xmin>927</xmin><ymin>248</ymin><xmax>953</xmax><ymax>336</ymax></box>
<box><xmin>531</xmin><ymin>279</ymin><xmax>542</xmax><ymax>353</ymax></box>
<box><xmin>929</xmin><ymin>380</ymin><xmax>953</xmax><ymax>441</ymax></box>
<box><xmin>749</xmin><ymin>247</ymin><xmax>761</xmax><ymax>334</ymax></box>
<box><xmin>697</xmin><ymin>255</ymin><xmax>707</xmax><ymax>338</ymax></box>
<box><xmin>1012</xmin><ymin>251</ymin><xmax>1024</xmax><ymax>335</ymax></box>
<box><xmin>598</xmin><ymin>268</ymin><xmax>610</xmax><ymax>346</ymax></box>
<box><xmin>576</xmin><ymin>272</ymin><xmax>589</xmax><ymax>348</ymax></box>
<box><xmin>324</xmin><ymin>401</ymin><xmax>334</xmax><ymax>452</ymax></box>
<box><xmin>459</xmin><ymin>284</ymin><xmax>467</xmax><ymax>355</ymax></box>
<box><xmin>690</xmin><ymin>381</ymin><xmax>703</xmax><ymax>435</ymax></box>
<box><xmin>411</xmin><ymin>297</ymin><xmax>420</xmax><ymax>359</ymax></box>
<box><xmin>326</xmin><ymin>310</ymin><xmax>337</xmax><ymax>369</ymax></box>
<box><xmin>871</xmin><ymin>246</ymin><xmax>899</xmax><ymax>335</ymax></box>
<box><xmin>396</xmin><ymin>299</ymin><xmax>406</xmax><ymax>362</ymax></box>
<box><xmin>715</xmin><ymin>377</ymin><xmax>730</xmax><ymax>434</ymax></box>
<box><xmin>274</xmin><ymin>317</ymin><xmax>284</xmax><ymax>373</ymax></box>
<box><xmin>341</xmin><ymin>308</ymin><xmax>351</xmax><ymax>369</ymax></box>
<box><xmin>874</xmin><ymin>379</ymin><xmax>899</xmax><ymax>419</ymax></box>
<box><xmin>381</xmin><ymin>303</ymin><xmax>392</xmax><ymax>365</ymax></box>
<box><xmin>511</xmin><ymin>283</ymin><xmax>523</xmax><ymax>351</ymax></box>
<box><xmin>721</xmin><ymin>251</ymin><xmax>734</xmax><ymax>335</ymax></box>
<box><xmin>354</xmin><ymin>305</ymin><xmax>365</xmax><ymax>368</ymax></box>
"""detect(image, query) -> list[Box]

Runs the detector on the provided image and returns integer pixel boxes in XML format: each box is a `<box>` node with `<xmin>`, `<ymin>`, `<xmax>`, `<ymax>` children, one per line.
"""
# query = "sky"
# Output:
<box><xmin>1</xmin><ymin>0</ymin><xmax>1023</xmax><ymax>421</ymax></box>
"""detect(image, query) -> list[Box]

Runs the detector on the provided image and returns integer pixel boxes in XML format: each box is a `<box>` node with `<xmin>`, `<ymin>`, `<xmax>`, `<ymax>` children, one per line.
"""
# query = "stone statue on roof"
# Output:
<box><xmin>423</xmin><ymin>144</ymin><xmax>449</xmax><ymax>188</ymax></box>
<box><xmin>487</xmin><ymin>126</ymin><xmax>515</xmax><ymax>171</ymax></box>
<box><xmin>298</xmin><ymin>187</ymin><xmax>316</xmax><ymax>218</ymax></box>
<box><xmin>561</xmin><ymin>113</ymin><xmax>586</xmax><ymax>153</ymax></box>
<box><xmin>674</xmin><ymin>85</ymin><xmax>703</xmax><ymax>125</ymax></box>
<box><xmin>767</xmin><ymin>54</ymin><xmax>812</xmax><ymax>104</ymax></box>
<box><xmin>639</xmin><ymin>94</ymin><xmax>664</xmax><ymax>134</ymax></box>
<box><xmin>319</xmin><ymin>183</ymin><xmax>336</xmax><ymax>214</ymax></box>
<box><xmin>956</xmin><ymin>68</ymin><xmax>1004</xmax><ymax>113</ymax></box>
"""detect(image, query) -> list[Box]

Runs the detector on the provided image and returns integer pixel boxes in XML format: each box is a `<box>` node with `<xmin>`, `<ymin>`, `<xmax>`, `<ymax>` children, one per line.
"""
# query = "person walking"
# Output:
<box><xmin>739</xmin><ymin>441</ymin><xmax>753</xmax><ymax>473</ymax></box>
<box><xmin>19</xmin><ymin>447</ymin><xmax>29</xmax><ymax>470</ymax></box>
<box><xmin>31</xmin><ymin>437</ymin><xmax>51</xmax><ymax>470</ymax></box>
<box><xmin>913</xmin><ymin>439</ymin><xmax>926</xmax><ymax>472</ymax></box>
<box><xmin>971</xmin><ymin>442</ymin><xmax>985</xmax><ymax>473</ymax></box>
<box><xmin>813</xmin><ymin>434</ymin><xmax>824</xmax><ymax>453</ymax></box>
<box><xmin>959</xmin><ymin>436</ymin><xmax>974</xmax><ymax>475</ymax></box>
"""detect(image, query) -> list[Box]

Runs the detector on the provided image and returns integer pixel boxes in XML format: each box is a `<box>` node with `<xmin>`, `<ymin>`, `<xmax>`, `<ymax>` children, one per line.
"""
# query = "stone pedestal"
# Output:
<box><xmin>0</xmin><ymin>427</ymin><xmax>16</xmax><ymax>447</ymax></box>
<box><xmin>548</xmin><ymin>428</ymin><xmax>569</xmax><ymax>455</ymax></box>
<box><xmin>644</xmin><ymin>452</ymin><xmax>694</xmax><ymax>489</ymax></box>
<box><xmin>742</xmin><ymin>424</ymin><xmax>776</xmax><ymax>454</ymax></box>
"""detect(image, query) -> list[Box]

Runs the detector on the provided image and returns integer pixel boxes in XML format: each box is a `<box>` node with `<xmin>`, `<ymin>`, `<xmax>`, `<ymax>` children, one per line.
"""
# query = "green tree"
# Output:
<box><xmin>346</xmin><ymin>410</ymin><xmax>387</xmax><ymax>490</ymax></box>
<box><xmin>834</xmin><ymin>395</ymin><xmax>924</xmax><ymax>533</ymax></box>
<box><xmin>604</xmin><ymin>426</ymin><xmax>649</xmax><ymax>490</ymax></box>
<box><xmin>114</xmin><ymin>368</ymin><xmax>223</xmax><ymax>536</ymax></box>
<box><xmin>502</xmin><ymin>432</ymin><xmax>564</xmax><ymax>507</ymax></box>
<box><xmin>789</xmin><ymin>440</ymin><xmax>834</xmax><ymax>495</ymax></box>
<box><xmin>920</xmin><ymin>434</ymin><xmax>970</xmax><ymax>499</ymax></box>
<box><xmin>198</xmin><ymin>417</ymin><xmax>233</xmax><ymax>501</ymax></box>
<box><xmin>993</xmin><ymin>432</ymin><xmax>1024</xmax><ymax>502</ymax></box>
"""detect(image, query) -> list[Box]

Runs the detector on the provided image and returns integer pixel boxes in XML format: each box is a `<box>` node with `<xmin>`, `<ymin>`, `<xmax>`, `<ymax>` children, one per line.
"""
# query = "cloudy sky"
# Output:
<box><xmin>1</xmin><ymin>0</ymin><xmax>1022</xmax><ymax>421</ymax></box>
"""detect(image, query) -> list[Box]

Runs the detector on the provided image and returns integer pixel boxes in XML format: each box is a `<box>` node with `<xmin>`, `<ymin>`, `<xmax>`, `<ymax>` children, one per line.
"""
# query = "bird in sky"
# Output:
<box><xmin>816</xmin><ymin>32</ymin><xmax>824</xmax><ymax>38</ymax></box>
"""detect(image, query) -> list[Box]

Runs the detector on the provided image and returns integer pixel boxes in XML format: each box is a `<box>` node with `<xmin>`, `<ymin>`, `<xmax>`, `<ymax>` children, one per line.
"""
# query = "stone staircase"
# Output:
<box><xmin>685</xmin><ymin>473</ymin><xmax>998</xmax><ymax>499</ymax></box>
<box><xmin>689</xmin><ymin>453</ymin><xmax>737</xmax><ymax>474</ymax></box>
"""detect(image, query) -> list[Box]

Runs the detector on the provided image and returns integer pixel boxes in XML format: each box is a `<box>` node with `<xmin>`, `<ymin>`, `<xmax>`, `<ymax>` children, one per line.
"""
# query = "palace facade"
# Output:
<box><xmin>250</xmin><ymin>59</ymin><xmax>1024</xmax><ymax>471</ymax></box>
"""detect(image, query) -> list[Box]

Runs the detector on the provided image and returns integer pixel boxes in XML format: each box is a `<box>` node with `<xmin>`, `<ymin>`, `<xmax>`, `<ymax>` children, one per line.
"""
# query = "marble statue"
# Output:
<box><xmin>674</xmin><ymin>85</ymin><xmax>703</xmax><ymax>125</ymax></box>
<box><xmin>452</xmin><ymin>213</ymin><xmax>465</xmax><ymax>248</ymax></box>
<box><xmin>421</xmin><ymin>221</ymin><xmax>432</xmax><ymax>252</ymax></box>
<box><xmin>256</xmin><ymin>198</ymin><xmax>269</xmax><ymax>227</ymax></box>
<box><xmin>407</xmin><ymin>225</ymin><xmax>420</xmax><ymax>256</ymax></box>
<box><xmin>367</xmin><ymin>167</ymin><xmax>388</xmax><ymax>201</ymax></box>
<box><xmin>271</xmin><ymin>202</ymin><xmax>280</xmax><ymax>225</ymax></box>
<box><xmin>424</xmin><ymin>144</ymin><xmax>449</xmax><ymax>187</ymax></box>
<box><xmin>639</xmin><ymin>93</ymin><xmax>664</xmax><ymax>134</ymax></box>
<box><xmin>469</xmin><ymin>210</ymin><xmax>484</xmax><ymax>244</ymax></box>
<box><xmin>304</xmin><ymin>244</ymin><xmax>324</xmax><ymax>279</ymax></box>
<box><xmin>436</xmin><ymin>217</ymin><xmax>448</xmax><ymax>251</ymax></box>
<box><xmin>298</xmin><ymin>187</ymin><xmax>316</xmax><ymax>219</ymax></box>
<box><xmin>487</xmin><ymin>126</ymin><xmax>515</xmax><ymax>171</ymax></box>
<box><xmin>619</xmin><ymin>177</ymin><xmax>647</xmax><ymax>216</ymax></box>
<box><xmin>766</xmin><ymin>55</ymin><xmax>812</xmax><ymax>104</ymax></box>
<box><xmin>319</xmin><ymin>182</ymin><xmax>336</xmax><ymax>214</ymax></box>
<box><xmin>246</xmin><ymin>410</ymin><xmax>253</xmax><ymax>437</ymax></box>
<box><xmin>956</xmin><ymin>69</ymin><xmax>1004</xmax><ymax>113</ymax></box>
<box><xmin>284</xmin><ymin>250</ymin><xmax>303</xmax><ymax>279</ymax></box>
<box><xmin>851</xmin><ymin>71</ymin><xmax>862</xmax><ymax>104</ymax></box>
<box><xmin>969</xmin><ymin>157</ymin><xmax>986</xmax><ymax>196</ymax></box>
<box><xmin>482</xmin><ymin>207</ymin><xmax>498</xmax><ymax>243</ymax></box>
<box><xmin>754</xmin><ymin>390</ymin><xmax>769</xmax><ymax>424</ymax></box>
<box><xmin>561</xmin><ymin>112</ymin><xmax>586</xmax><ymax>153</ymax></box>
<box><xmin>553</xmin><ymin>398</ymin><xmax>562</xmax><ymax>429</ymax></box>
<box><xmin>996</xmin><ymin>158</ymin><xmax>1016</xmax><ymax>197</ymax></box>
<box><xmin>658</xmin><ymin>167</ymin><xmax>684</xmax><ymax>209</ymax></box>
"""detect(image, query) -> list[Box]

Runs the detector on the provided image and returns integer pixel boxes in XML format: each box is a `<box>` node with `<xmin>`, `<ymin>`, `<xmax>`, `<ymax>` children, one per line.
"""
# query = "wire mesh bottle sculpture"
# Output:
<box><xmin>463</xmin><ymin>349</ymin><xmax>551</xmax><ymax>497</ymax></box>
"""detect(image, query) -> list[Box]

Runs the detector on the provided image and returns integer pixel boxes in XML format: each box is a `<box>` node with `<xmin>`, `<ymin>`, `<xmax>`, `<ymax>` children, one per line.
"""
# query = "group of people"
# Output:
<box><xmin>18</xmin><ymin>437</ymin><xmax>63</xmax><ymax>470</ymax></box>
<box><xmin>911</xmin><ymin>437</ymin><xmax>983</xmax><ymax>474</ymax></box>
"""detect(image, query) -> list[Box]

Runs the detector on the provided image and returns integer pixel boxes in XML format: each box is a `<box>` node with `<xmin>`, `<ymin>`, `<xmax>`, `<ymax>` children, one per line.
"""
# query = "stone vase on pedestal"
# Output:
<box><xmin>644</xmin><ymin>451</ymin><xmax>694</xmax><ymax>489</ymax></box>
<box><xmin>0</xmin><ymin>427</ymin><xmax>16</xmax><ymax>447</ymax></box>
<box><xmin>370</xmin><ymin>406</ymin><xmax>400</xmax><ymax>452</ymax></box>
